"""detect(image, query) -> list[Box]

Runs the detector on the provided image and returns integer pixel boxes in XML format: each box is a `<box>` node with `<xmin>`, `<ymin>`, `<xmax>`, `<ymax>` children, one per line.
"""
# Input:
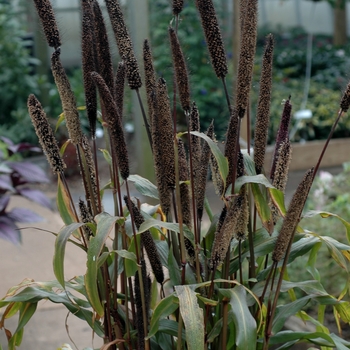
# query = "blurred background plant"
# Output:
<box><xmin>0</xmin><ymin>137</ymin><xmax>51</xmax><ymax>245</ymax></box>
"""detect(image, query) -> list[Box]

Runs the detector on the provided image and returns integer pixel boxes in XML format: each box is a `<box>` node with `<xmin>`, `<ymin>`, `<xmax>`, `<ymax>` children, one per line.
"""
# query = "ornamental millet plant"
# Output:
<box><xmin>2</xmin><ymin>0</ymin><xmax>350</xmax><ymax>349</ymax></box>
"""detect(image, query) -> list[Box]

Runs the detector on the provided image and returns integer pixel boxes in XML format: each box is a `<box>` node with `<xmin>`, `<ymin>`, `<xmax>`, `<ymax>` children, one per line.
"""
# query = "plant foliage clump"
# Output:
<box><xmin>1</xmin><ymin>0</ymin><xmax>350</xmax><ymax>349</ymax></box>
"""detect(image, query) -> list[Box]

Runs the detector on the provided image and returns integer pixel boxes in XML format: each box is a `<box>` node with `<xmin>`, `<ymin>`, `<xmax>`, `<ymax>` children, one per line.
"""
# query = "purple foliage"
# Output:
<box><xmin>0</xmin><ymin>139</ymin><xmax>51</xmax><ymax>244</ymax></box>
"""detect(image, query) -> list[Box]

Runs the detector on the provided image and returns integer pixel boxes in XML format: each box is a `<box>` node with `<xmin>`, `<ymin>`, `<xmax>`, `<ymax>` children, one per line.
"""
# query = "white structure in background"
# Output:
<box><xmin>30</xmin><ymin>0</ymin><xmax>346</xmax><ymax>67</ymax></box>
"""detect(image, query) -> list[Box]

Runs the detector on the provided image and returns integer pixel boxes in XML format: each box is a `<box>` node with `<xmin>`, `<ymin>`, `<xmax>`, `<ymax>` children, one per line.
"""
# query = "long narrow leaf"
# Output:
<box><xmin>219</xmin><ymin>286</ymin><xmax>257</xmax><ymax>349</ymax></box>
<box><xmin>85</xmin><ymin>212</ymin><xmax>124</xmax><ymax>317</ymax></box>
<box><xmin>175</xmin><ymin>285</ymin><xmax>204</xmax><ymax>350</ymax></box>
<box><xmin>53</xmin><ymin>223</ymin><xmax>85</xmax><ymax>288</ymax></box>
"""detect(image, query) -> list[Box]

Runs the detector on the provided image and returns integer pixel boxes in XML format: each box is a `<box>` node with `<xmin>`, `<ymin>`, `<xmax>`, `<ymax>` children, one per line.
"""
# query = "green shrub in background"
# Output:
<box><xmin>0</xmin><ymin>3</ymin><xmax>42</xmax><ymax>144</ymax></box>
<box><xmin>150</xmin><ymin>0</ymin><xmax>229</xmax><ymax>139</ymax></box>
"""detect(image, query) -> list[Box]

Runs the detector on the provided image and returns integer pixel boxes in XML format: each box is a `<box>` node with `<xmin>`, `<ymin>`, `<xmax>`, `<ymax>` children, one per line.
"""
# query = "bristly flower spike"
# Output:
<box><xmin>270</xmin><ymin>140</ymin><xmax>292</xmax><ymax>224</ymax></box>
<box><xmin>235</xmin><ymin>0</ymin><xmax>258</xmax><ymax>118</ymax></box>
<box><xmin>27</xmin><ymin>94</ymin><xmax>66</xmax><ymax>174</ymax></box>
<box><xmin>210</xmin><ymin>195</ymin><xmax>243</xmax><ymax>269</ymax></box>
<box><xmin>115</xmin><ymin>61</ymin><xmax>126</xmax><ymax>117</ymax></box>
<box><xmin>91</xmin><ymin>72</ymin><xmax>129</xmax><ymax>180</ymax></box>
<box><xmin>272</xmin><ymin>168</ymin><xmax>314</xmax><ymax>263</ymax></box>
<box><xmin>270</xmin><ymin>97</ymin><xmax>292</xmax><ymax>180</ymax></box>
<box><xmin>340</xmin><ymin>81</ymin><xmax>350</xmax><ymax>112</ymax></box>
<box><xmin>173</xmin><ymin>0</ymin><xmax>184</xmax><ymax>15</ymax></box>
<box><xmin>104</xmin><ymin>0</ymin><xmax>142</xmax><ymax>90</ymax></box>
<box><xmin>254</xmin><ymin>34</ymin><xmax>274</xmax><ymax>174</ymax></box>
<box><xmin>51</xmin><ymin>49</ymin><xmax>83</xmax><ymax>145</ymax></box>
<box><xmin>169</xmin><ymin>27</ymin><xmax>191</xmax><ymax>113</ymax></box>
<box><xmin>124</xmin><ymin>196</ymin><xmax>164</xmax><ymax>284</ymax></box>
<box><xmin>81</xmin><ymin>0</ymin><xmax>97</xmax><ymax>138</ymax></box>
<box><xmin>143</xmin><ymin>39</ymin><xmax>156</xmax><ymax>128</ymax></box>
<box><xmin>154</xmin><ymin>78</ymin><xmax>176</xmax><ymax>190</ymax></box>
<box><xmin>196</xmin><ymin>0</ymin><xmax>228</xmax><ymax>79</ymax></box>
<box><xmin>33</xmin><ymin>0</ymin><xmax>61</xmax><ymax>49</ymax></box>
<box><xmin>150</xmin><ymin>79</ymin><xmax>175</xmax><ymax>215</ymax></box>
<box><xmin>92</xmin><ymin>0</ymin><xmax>115</xmax><ymax>98</ymax></box>
<box><xmin>224</xmin><ymin>107</ymin><xmax>239</xmax><ymax>190</ymax></box>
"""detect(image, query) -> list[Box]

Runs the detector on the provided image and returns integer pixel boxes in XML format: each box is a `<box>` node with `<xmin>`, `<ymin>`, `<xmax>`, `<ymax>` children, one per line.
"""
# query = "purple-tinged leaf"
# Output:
<box><xmin>17</xmin><ymin>188</ymin><xmax>53</xmax><ymax>210</ymax></box>
<box><xmin>6</xmin><ymin>162</ymin><xmax>50</xmax><ymax>184</ymax></box>
<box><xmin>0</xmin><ymin>137</ymin><xmax>41</xmax><ymax>155</ymax></box>
<box><xmin>0</xmin><ymin>175</ymin><xmax>15</xmax><ymax>192</ymax></box>
<box><xmin>0</xmin><ymin>164</ymin><xmax>12</xmax><ymax>174</ymax></box>
<box><xmin>8</xmin><ymin>143</ymin><xmax>41</xmax><ymax>154</ymax></box>
<box><xmin>0</xmin><ymin>216</ymin><xmax>21</xmax><ymax>245</ymax></box>
<box><xmin>0</xmin><ymin>136</ymin><xmax>14</xmax><ymax>147</ymax></box>
<box><xmin>0</xmin><ymin>195</ymin><xmax>10</xmax><ymax>213</ymax></box>
<box><xmin>8</xmin><ymin>208</ymin><xmax>43</xmax><ymax>223</ymax></box>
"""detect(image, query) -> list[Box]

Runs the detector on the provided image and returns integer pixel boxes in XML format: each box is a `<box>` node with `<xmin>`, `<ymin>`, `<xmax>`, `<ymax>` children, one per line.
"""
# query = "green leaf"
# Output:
<box><xmin>13</xmin><ymin>302</ymin><xmax>37</xmax><ymax>342</ymax></box>
<box><xmin>268</xmin><ymin>187</ymin><xmax>287</xmax><ymax>216</ymax></box>
<box><xmin>53</xmin><ymin>223</ymin><xmax>85</xmax><ymax>288</ymax></box>
<box><xmin>138</xmin><ymin>217</ymin><xmax>194</xmax><ymax>242</ymax></box>
<box><xmin>85</xmin><ymin>212</ymin><xmax>124</xmax><ymax>317</ymax></box>
<box><xmin>128</xmin><ymin>174</ymin><xmax>159</xmax><ymax>199</ymax></box>
<box><xmin>188</xmin><ymin>131</ymin><xmax>228</xmax><ymax>189</ymax></box>
<box><xmin>115</xmin><ymin>249</ymin><xmax>137</xmax><ymax>263</ymax></box>
<box><xmin>270</xmin><ymin>331</ymin><xmax>336</xmax><ymax>347</ymax></box>
<box><xmin>175</xmin><ymin>285</ymin><xmax>204</xmax><ymax>350</ymax></box>
<box><xmin>206</xmin><ymin>318</ymin><xmax>223</xmax><ymax>343</ymax></box>
<box><xmin>168</xmin><ymin>245</ymin><xmax>181</xmax><ymax>287</ymax></box>
<box><xmin>219</xmin><ymin>286</ymin><xmax>257</xmax><ymax>350</ymax></box>
<box><xmin>147</xmin><ymin>294</ymin><xmax>179</xmax><ymax>339</ymax></box>
<box><xmin>56</xmin><ymin>174</ymin><xmax>79</xmax><ymax>238</ymax></box>
<box><xmin>304</xmin><ymin>210</ymin><xmax>350</xmax><ymax>244</ymax></box>
<box><xmin>251</xmin><ymin>183</ymin><xmax>274</xmax><ymax>234</ymax></box>
<box><xmin>234</xmin><ymin>174</ymin><xmax>274</xmax><ymax>192</ymax></box>
<box><xmin>100</xmin><ymin>148</ymin><xmax>112</xmax><ymax>167</ymax></box>
<box><xmin>334</xmin><ymin>301</ymin><xmax>350</xmax><ymax>323</ymax></box>
<box><xmin>56</xmin><ymin>112</ymin><xmax>65</xmax><ymax>132</ymax></box>
<box><xmin>242</xmin><ymin>151</ymin><xmax>257</xmax><ymax>176</ymax></box>
<box><xmin>157</xmin><ymin>319</ymin><xmax>185</xmax><ymax>339</ymax></box>
<box><xmin>272</xmin><ymin>296</ymin><xmax>312</xmax><ymax>334</ymax></box>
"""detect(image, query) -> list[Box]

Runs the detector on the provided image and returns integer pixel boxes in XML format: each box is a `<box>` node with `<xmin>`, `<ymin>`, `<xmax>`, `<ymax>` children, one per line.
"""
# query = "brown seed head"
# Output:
<box><xmin>224</xmin><ymin>108</ymin><xmax>239</xmax><ymax>190</ymax></box>
<box><xmin>272</xmin><ymin>168</ymin><xmax>314</xmax><ymax>262</ymax></box>
<box><xmin>81</xmin><ymin>135</ymin><xmax>100</xmax><ymax>213</ymax></box>
<box><xmin>143</xmin><ymin>40</ymin><xmax>156</xmax><ymax>128</ymax></box>
<box><xmin>81</xmin><ymin>0</ymin><xmax>97</xmax><ymax>138</ymax></box>
<box><xmin>78</xmin><ymin>198</ymin><xmax>94</xmax><ymax>240</ymax></box>
<box><xmin>340</xmin><ymin>81</ymin><xmax>350</xmax><ymax>112</ymax></box>
<box><xmin>91</xmin><ymin>72</ymin><xmax>129</xmax><ymax>179</ymax></box>
<box><xmin>124</xmin><ymin>196</ymin><xmax>164</xmax><ymax>284</ymax></box>
<box><xmin>51</xmin><ymin>49</ymin><xmax>83</xmax><ymax>145</ymax></box>
<box><xmin>209</xmin><ymin>131</ymin><xmax>224</xmax><ymax>196</ymax></box>
<box><xmin>151</xmin><ymin>90</ymin><xmax>175</xmax><ymax>215</ymax></box>
<box><xmin>154</xmin><ymin>78</ymin><xmax>176</xmax><ymax>189</ymax></box>
<box><xmin>196</xmin><ymin>0</ymin><xmax>228</xmax><ymax>78</ymax></box>
<box><xmin>134</xmin><ymin>259</ymin><xmax>151</xmax><ymax>350</ymax></box>
<box><xmin>234</xmin><ymin>187</ymin><xmax>249</xmax><ymax>240</ymax></box>
<box><xmin>270</xmin><ymin>98</ymin><xmax>292</xmax><ymax>180</ymax></box>
<box><xmin>27</xmin><ymin>94</ymin><xmax>66</xmax><ymax>174</ymax></box>
<box><xmin>178</xmin><ymin>139</ymin><xmax>191</xmax><ymax>227</ymax></box>
<box><xmin>235</xmin><ymin>0</ymin><xmax>258</xmax><ymax>118</ymax></box>
<box><xmin>210</xmin><ymin>195</ymin><xmax>243</xmax><ymax>269</ymax></box>
<box><xmin>173</xmin><ymin>0</ymin><xmax>184</xmax><ymax>15</ymax></box>
<box><xmin>33</xmin><ymin>0</ymin><xmax>61</xmax><ymax>49</ymax></box>
<box><xmin>254</xmin><ymin>34</ymin><xmax>274</xmax><ymax>174</ymax></box>
<box><xmin>169</xmin><ymin>27</ymin><xmax>191</xmax><ymax>113</ymax></box>
<box><xmin>92</xmin><ymin>0</ymin><xmax>115</xmax><ymax>97</ymax></box>
<box><xmin>104</xmin><ymin>0</ymin><xmax>142</xmax><ymax>89</ymax></box>
<box><xmin>270</xmin><ymin>140</ymin><xmax>292</xmax><ymax>224</ymax></box>
<box><xmin>115</xmin><ymin>61</ymin><xmax>126</xmax><ymax>117</ymax></box>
